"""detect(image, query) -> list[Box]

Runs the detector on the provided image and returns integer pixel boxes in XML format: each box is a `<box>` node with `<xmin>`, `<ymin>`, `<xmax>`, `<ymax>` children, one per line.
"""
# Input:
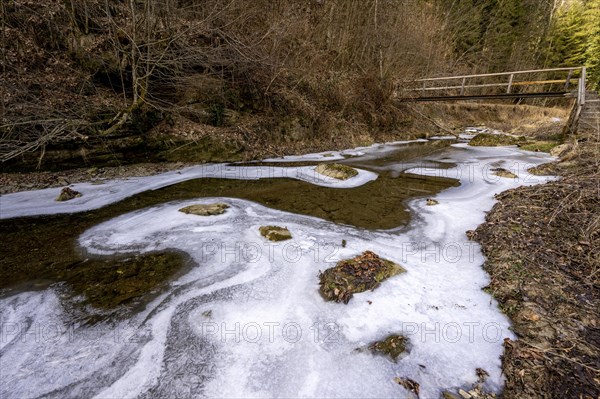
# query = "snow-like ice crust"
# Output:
<box><xmin>259</xmin><ymin>139</ymin><xmax>428</xmax><ymax>162</ymax></box>
<box><xmin>0</xmin><ymin>164</ymin><xmax>376</xmax><ymax>219</ymax></box>
<box><xmin>0</xmin><ymin>144</ymin><xmax>556</xmax><ymax>398</ymax></box>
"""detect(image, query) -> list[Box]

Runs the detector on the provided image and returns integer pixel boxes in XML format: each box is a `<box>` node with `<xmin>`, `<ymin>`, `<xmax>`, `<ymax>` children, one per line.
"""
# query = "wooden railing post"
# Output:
<box><xmin>506</xmin><ymin>73</ymin><xmax>514</xmax><ymax>94</ymax></box>
<box><xmin>564</xmin><ymin>69</ymin><xmax>574</xmax><ymax>91</ymax></box>
<box><xmin>581</xmin><ymin>66</ymin><xmax>586</xmax><ymax>106</ymax></box>
<box><xmin>460</xmin><ymin>77</ymin><xmax>466</xmax><ymax>95</ymax></box>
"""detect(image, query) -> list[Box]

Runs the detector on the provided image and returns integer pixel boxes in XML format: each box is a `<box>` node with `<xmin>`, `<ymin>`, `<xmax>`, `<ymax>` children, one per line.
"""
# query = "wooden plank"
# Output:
<box><xmin>399</xmin><ymin>91</ymin><xmax>571</xmax><ymax>102</ymax></box>
<box><xmin>410</xmin><ymin>79</ymin><xmax>568</xmax><ymax>92</ymax></box>
<box><xmin>413</xmin><ymin>66</ymin><xmax>581</xmax><ymax>82</ymax></box>
<box><xmin>511</xmin><ymin>79</ymin><xmax>567</xmax><ymax>86</ymax></box>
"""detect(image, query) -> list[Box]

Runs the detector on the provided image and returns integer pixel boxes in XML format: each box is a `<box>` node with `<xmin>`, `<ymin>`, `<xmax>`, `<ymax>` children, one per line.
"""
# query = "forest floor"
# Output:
<box><xmin>473</xmin><ymin>127</ymin><xmax>600</xmax><ymax>398</ymax></box>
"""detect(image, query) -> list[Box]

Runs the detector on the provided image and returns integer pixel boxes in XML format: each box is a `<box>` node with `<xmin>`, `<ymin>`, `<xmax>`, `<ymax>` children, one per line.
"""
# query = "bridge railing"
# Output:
<box><xmin>400</xmin><ymin>66</ymin><xmax>586</xmax><ymax>105</ymax></box>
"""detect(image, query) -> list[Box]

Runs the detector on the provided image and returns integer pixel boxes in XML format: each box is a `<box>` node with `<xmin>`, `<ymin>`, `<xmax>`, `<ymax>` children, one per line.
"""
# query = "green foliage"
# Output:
<box><xmin>546</xmin><ymin>0</ymin><xmax>600</xmax><ymax>89</ymax></box>
<box><xmin>440</xmin><ymin>0</ymin><xmax>552</xmax><ymax>71</ymax></box>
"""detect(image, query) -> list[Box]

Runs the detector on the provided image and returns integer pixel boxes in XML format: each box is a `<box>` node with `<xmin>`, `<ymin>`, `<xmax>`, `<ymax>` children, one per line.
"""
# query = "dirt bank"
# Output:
<box><xmin>473</xmin><ymin>129</ymin><xmax>600</xmax><ymax>398</ymax></box>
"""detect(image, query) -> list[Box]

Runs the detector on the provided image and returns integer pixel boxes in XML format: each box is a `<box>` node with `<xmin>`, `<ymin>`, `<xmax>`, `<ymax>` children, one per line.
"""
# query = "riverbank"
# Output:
<box><xmin>0</xmin><ymin>103</ymin><xmax>568</xmax><ymax>194</ymax></box>
<box><xmin>473</xmin><ymin>130</ymin><xmax>600</xmax><ymax>398</ymax></box>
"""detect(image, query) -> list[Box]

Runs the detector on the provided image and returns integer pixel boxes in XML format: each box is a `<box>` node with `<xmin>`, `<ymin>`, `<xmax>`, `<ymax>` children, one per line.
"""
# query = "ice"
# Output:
<box><xmin>0</xmin><ymin>165</ymin><xmax>376</xmax><ymax>219</ymax></box>
<box><xmin>0</xmin><ymin>144</ymin><xmax>557</xmax><ymax>398</ymax></box>
<box><xmin>259</xmin><ymin>139</ymin><xmax>427</xmax><ymax>162</ymax></box>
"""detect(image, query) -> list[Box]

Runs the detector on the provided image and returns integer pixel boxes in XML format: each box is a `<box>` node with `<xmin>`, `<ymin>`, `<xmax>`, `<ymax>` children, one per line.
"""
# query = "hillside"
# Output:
<box><xmin>2</xmin><ymin>0</ymin><xmax>598</xmax><ymax>171</ymax></box>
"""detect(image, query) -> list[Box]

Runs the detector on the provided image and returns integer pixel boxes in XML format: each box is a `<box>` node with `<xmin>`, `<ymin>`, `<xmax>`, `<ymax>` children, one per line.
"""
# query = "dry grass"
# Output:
<box><xmin>411</xmin><ymin>102</ymin><xmax>571</xmax><ymax>138</ymax></box>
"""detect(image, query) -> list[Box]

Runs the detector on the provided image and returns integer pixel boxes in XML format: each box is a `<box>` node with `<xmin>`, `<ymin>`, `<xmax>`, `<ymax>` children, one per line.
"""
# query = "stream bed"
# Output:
<box><xmin>0</xmin><ymin>139</ymin><xmax>555</xmax><ymax>398</ymax></box>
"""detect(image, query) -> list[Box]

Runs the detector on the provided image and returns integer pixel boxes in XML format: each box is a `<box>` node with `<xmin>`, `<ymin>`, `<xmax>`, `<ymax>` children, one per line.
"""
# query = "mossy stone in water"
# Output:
<box><xmin>370</xmin><ymin>334</ymin><xmax>408</xmax><ymax>361</ymax></box>
<box><xmin>56</xmin><ymin>187</ymin><xmax>82</xmax><ymax>202</ymax></box>
<box><xmin>179</xmin><ymin>203</ymin><xmax>229</xmax><ymax>216</ymax></box>
<box><xmin>319</xmin><ymin>251</ymin><xmax>405</xmax><ymax>303</ymax></box>
<box><xmin>426</xmin><ymin>198</ymin><xmax>439</xmax><ymax>206</ymax></box>
<box><xmin>259</xmin><ymin>225</ymin><xmax>292</xmax><ymax>241</ymax></box>
<box><xmin>315</xmin><ymin>163</ymin><xmax>358</xmax><ymax>180</ymax></box>
<box><xmin>492</xmin><ymin>168</ymin><xmax>518</xmax><ymax>179</ymax></box>
<box><xmin>519</xmin><ymin>140</ymin><xmax>560</xmax><ymax>153</ymax></box>
<box><xmin>469</xmin><ymin>133</ymin><xmax>527</xmax><ymax>147</ymax></box>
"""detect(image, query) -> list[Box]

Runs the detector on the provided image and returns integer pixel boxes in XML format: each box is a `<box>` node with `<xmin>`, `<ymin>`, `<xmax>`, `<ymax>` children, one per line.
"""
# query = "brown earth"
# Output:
<box><xmin>473</xmin><ymin>130</ymin><xmax>600</xmax><ymax>398</ymax></box>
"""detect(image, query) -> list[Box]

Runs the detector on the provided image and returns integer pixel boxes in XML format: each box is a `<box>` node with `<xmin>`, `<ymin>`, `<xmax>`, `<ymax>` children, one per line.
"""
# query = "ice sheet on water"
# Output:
<box><xmin>0</xmin><ymin>164</ymin><xmax>376</xmax><ymax>219</ymax></box>
<box><xmin>259</xmin><ymin>139</ymin><xmax>427</xmax><ymax>162</ymax></box>
<box><xmin>0</xmin><ymin>144</ymin><xmax>557</xmax><ymax>398</ymax></box>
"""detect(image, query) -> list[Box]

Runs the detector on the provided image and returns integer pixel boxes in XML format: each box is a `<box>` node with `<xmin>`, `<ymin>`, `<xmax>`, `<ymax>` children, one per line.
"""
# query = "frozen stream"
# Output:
<box><xmin>0</xmin><ymin>143</ymin><xmax>555</xmax><ymax>398</ymax></box>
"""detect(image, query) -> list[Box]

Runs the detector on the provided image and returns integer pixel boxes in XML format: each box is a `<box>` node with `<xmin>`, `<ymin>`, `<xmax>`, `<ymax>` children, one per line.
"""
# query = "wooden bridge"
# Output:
<box><xmin>398</xmin><ymin>66</ymin><xmax>589</xmax><ymax>133</ymax></box>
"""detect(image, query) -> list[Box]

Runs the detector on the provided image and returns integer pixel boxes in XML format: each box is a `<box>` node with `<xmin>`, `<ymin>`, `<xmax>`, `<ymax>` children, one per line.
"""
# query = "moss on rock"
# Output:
<box><xmin>549</xmin><ymin>143</ymin><xmax>572</xmax><ymax>157</ymax></box>
<box><xmin>56</xmin><ymin>187</ymin><xmax>82</xmax><ymax>201</ymax></box>
<box><xmin>259</xmin><ymin>225</ymin><xmax>292</xmax><ymax>241</ymax></box>
<box><xmin>179</xmin><ymin>203</ymin><xmax>229</xmax><ymax>216</ymax></box>
<box><xmin>319</xmin><ymin>251</ymin><xmax>405</xmax><ymax>303</ymax></box>
<box><xmin>370</xmin><ymin>334</ymin><xmax>408</xmax><ymax>361</ymax></box>
<box><xmin>315</xmin><ymin>163</ymin><xmax>358</xmax><ymax>180</ymax></box>
<box><xmin>519</xmin><ymin>140</ymin><xmax>560</xmax><ymax>153</ymax></box>
<box><xmin>469</xmin><ymin>133</ymin><xmax>527</xmax><ymax>147</ymax></box>
<box><xmin>492</xmin><ymin>168</ymin><xmax>518</xmax><ymax>179</ymax></box>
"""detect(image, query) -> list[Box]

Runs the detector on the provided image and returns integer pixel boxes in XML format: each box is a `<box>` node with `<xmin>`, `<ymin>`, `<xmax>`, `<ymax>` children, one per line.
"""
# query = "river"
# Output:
<box><xmin>0</xmin><ymin>138</ymin><xmax>555</xmax><ymax>398</ymax></box>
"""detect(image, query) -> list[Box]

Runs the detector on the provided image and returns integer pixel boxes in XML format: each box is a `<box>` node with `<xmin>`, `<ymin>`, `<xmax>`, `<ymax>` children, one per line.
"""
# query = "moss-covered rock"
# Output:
<box><xmin>56</xmin><ymin>187</ymin><xmax>82</xmax><ymax>201</ymax></box>
<box><xmin>519</xmin><ymin>141</ymin><xmax>560</xmax><ymax>153</ymax></box>
<box><xmin>259</xmin><ymin>225</ymin><xmax>292</xmax><ymax>241</ymax></box>
<box><xmin>179</xmin><ymin>203</ymin><xmax>229</xmax><ymax>216</ymax></box>
<box><xmin>370</xmin><ymin>334</ymin><xmax>408</xmax><ymax>361</ymax></box>
<box><xmin>315</xmin><ymin>163</ymin><xmax>358</xmax><ymax>180</ymax></box>
<box><xmin>492</xmin><ymin>168</ymin><xmax>518</xmax><ymax>179</ymax></box>
<box><xmin>549</xmin><ymin>143</ymin><xmax>572</xmax><ymax>157</ymax></box>
<box><xmin>319</xmin><ymin>251</ymin><xmax>405</xmax><ymax>303</ymax></box>
<box><xmin>469</xmin><ymin>133</ymin><xmax>527</xmax><ymax>147</ymax></box>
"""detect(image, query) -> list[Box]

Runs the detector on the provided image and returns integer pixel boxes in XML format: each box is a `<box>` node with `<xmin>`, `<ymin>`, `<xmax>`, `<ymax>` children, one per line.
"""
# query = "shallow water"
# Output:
<box><xmin>0</xmin><ymin>141</ymin><xmax>455</xmax><ymax>294</ymax></box>
<box><xmin>0</xmin><ymin>140</ymin><xmax>556</xmax><ymax>398</ymax></box>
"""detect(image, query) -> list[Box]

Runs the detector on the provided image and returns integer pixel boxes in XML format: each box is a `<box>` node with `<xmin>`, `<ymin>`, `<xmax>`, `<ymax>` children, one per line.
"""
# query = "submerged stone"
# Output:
<box><xmin>370</xmin><ymin>334</ymin><xmax>408</xmax><ymax>361</ymax></box>
<box><xmin>469</xmin><ymin>133</ymin><xmax>526</xmax><ymax>147</ymax></box>
<box><xmin>61</xmin><ymin>251</ymin><xmax>186</xmax><ymax>311</ymax></box>
<box><xmin>56</xmin><ymin>187</ymin><xmax>82</xmax><ymax>202</ymax></box>
<box><xmin>492</xmin><ymin>168</ymin><xmax>518</xmax><ymax>179</ymax></box>
<box><xmin>319</xmin><ymin>251</ymin><xmax>405</xmax><ymax>303</ymax></box>
<box><xmin>259</xmin><ymin>225</ymin><xmax>292</xmax><ymax>241</ymax></box>
<box><xmin>315</xmin><ymin>163</ymin><xmax>358</xmax><ymax>180</ymax></box>
<box><xmin>179</xmin><ymin>203</ymin><xmax>229</xmax><ymax>216</ymax></box>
